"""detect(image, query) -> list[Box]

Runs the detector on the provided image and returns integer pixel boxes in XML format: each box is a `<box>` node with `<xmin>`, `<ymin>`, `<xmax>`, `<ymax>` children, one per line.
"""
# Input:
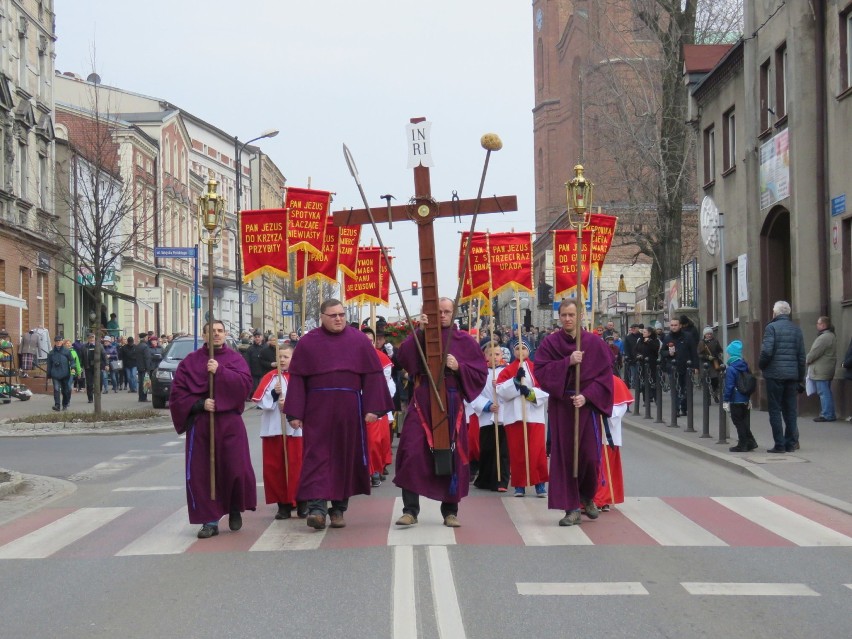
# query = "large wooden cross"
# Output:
<box><xmin>333</xmin><ymin>117</ymin><xmax>518</xmax><ymax>473</ymax></box>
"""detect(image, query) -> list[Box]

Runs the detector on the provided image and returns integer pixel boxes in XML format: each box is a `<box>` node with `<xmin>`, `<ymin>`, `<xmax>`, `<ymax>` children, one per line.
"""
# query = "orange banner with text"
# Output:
<box><xmin>337</xmin><ymin>224</ymin><xmax>361</xmax><ymax>278</ymax></box>
<box><xmin>587</xmin><ymin>213</ymin><xmax>617</xmax><ymax>275</ymax></box>
<box><xmin>240</xmin><ymin>208</ymin><xmax>288</xmax><ymax>282</ymax></box>
<box><xmin>343</xmin><ymin>247</ymin><xmax>392</xmax><ymax>306</ymax></box>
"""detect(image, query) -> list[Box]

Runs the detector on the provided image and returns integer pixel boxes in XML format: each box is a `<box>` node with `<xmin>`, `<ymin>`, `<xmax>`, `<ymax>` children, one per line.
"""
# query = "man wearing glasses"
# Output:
<box><xmin>285</xmin><ymin>299</ymin><xmax>394</xmax><ymax>530</ymax></box>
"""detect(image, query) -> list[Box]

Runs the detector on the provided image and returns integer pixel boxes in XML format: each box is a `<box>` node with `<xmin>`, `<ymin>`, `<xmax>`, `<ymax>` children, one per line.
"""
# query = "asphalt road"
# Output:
<box><xmin>0</xmin><ymin>412</ymin><xmax>850</xmax><ymax>639</ymax></box>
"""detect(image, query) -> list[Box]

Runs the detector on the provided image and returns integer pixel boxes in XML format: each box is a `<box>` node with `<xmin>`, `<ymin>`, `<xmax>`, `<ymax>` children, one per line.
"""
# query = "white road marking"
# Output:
<box><xmin>618</xmin><ymin>497</ymin><xmax>727</xmax><ymax>546</ymax></box>
<box><xmin>517</xmin><ymin>582</ymin><xmax>649</xmax><ymax>596</ymax></box>
<box><xmin>392</xmin><ymin>546</ymin><xmax>417</xmax><ymax>639</ymax></box>
<box><xmin>713</xmin><ymin>497</ymin><xmax>852</xmax><ymax>547</ymax></box>
<box><xmin>681</xmin><ymin>582</ymin><xmax>820</xmax><ymax>596</ymax></box>
<box><xmin>0</xmin><ymin>507</ymin><xmax>131</xmax><ymax>559</ymax></box>
<box><xmin>113</xmin><ymin>486</ymin><xmax>183</xmax><ymax>492</ymax></box>
<box><xmin>428</xmin><ymin>545</ymin><xmax>466</xmax><ymax>639</ymax></box>
<box><xmin>67</xmin><ymin>461</ymin><xmax>135</xmax><ymax>481</ymax></box>
<box><xmin>387</xmin><ymin>497</ymin><xmax>456</xmax><ymax>546</ymax></box>
<box><xmin>116</xmin><ymin>506</ymin><xmax>196</xmax><ymax>556</ymax></box>
<box><xmin>503</xmin><ymin>497</ymin><xmax>593</xmax><ymax>546</ymax></box>
<box><xmin>250</xmin><ymin>519</ymin><xmax>326</xmax><ymax>551</ymax></box>
<box><xmin>161</xmin><ymin>441</ymin><xmax>182</xmax><ymax>447</ymax></box>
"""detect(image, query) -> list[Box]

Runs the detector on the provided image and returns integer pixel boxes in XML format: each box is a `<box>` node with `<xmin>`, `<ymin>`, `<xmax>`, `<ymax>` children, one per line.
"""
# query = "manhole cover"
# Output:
<box><xmin>746</xmin><ymin>454</ymin><xmax>808</xmax><ymax>465</ymax></box>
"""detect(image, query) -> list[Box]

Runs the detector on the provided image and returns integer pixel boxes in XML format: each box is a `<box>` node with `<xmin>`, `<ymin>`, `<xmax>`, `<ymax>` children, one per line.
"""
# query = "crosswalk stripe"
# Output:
<box><xmin>115</xmin><ymin>506</ymin><xmax>195</xmax><ymax>556</ymax></box>
<box><xmin>393</xmin><ymin>546</ymin><xmax>417</xmax><ymax>639</ymax></box>
<box><xmin>517</xmin><ymin>582</ymin><xmax>649</xmax><ymax>596</ymax></box>
<box><xmin>0</xmin><ymin>507</ymin><xmax>131</xmax><ymax>559</ymax></box>
<box><xmin>428</xmin><ymin>546</ymin><xmax>467</xmax><ymax>639</ymax></box>
<box><xmin>503</xmin><ymin>497</ymin><xmax>593</xmax><ymax>546</ymax></box>
<box><xmin>387</xmin><ymin>497</ymin><xmax>456</xmax><ymax>546</ymax></box>
<box><xmin>713</xmin><ymin>497</ymin><xmax>852</xmax><ymax>547</ymax></box>
<box><xmin>618</xmin><ymin>497</ymin><xmax>727</xmax><ymax>546</ymax></box>
<box><xmin>250</xmin><ymin>519</ymin><xmax>326</xmax><ymax>551</ymax></box>
<box><xmin>681</xmin><ymin>582</ymin><xmax>819</xmax><ymax>596</ymax></box>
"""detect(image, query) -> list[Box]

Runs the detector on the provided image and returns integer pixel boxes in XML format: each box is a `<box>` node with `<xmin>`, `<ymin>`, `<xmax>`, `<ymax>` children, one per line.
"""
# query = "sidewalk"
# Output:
<box><xmin>622</xmin><ymin>385</ymin><xmax>852</xmax><ymax>515</ymax></box>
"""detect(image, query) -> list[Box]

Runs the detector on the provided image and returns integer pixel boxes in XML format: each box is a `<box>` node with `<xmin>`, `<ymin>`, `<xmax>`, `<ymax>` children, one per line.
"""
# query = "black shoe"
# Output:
<box><xmin>793</xmin><ymin>441</ymin><xmax>800</xmax><ymax>450</ymax></box>
<box><xmin>296</xmin><ymin>502</ymin><xmax>308</xmax><ymax>518</ymax></box>
<box><xmin>62</xmin><ymin>405</ymin><xmax>68</xmax><ymax>411</ymax></box>
<box><xmin>729</xmin><ymin>445</ymin><xmax>747</xmax><ymax>452</ymax></box>
<box><xmin>228</xmin><ymin>511</ymin><xmax>242</xmax><ymax>531</ymax></box>
<box><xmin>767</xmin><ymin>447</ymin><xmax>786</xmax><ymax>454</ymax></box>
<box><xmin>746</xmin><ymin>441</ymin><xmax>759</xmax><ymax>451</ymax></box>
<box><xmin>371</xmin><ymin>474</ymin><xmax>382</xmax><ymax>487</ymax></box>
<box><xmin>52</xmin><ymin>405</ymin><xmax>60</xmax><ymax>411</ymax></box>
<box><xmin>275</xmin><ymin>504</ymin><xmax>292</xmax><ymax>520</ymax></box>
<box><xmin>197</xmin><ymin>524</ymin><xmax>219</xmax><ymax>539</ymax></box>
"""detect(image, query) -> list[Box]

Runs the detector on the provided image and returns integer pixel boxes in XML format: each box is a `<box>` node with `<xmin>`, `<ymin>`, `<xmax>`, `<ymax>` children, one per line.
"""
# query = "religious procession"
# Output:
<box><xmin>169</xmin><ymin>125</ymin><xmax>633</xmax><ymax>540</ymax></box>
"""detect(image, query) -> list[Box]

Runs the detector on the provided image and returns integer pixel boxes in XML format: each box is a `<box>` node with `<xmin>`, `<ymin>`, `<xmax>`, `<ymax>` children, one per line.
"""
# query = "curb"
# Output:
<box><xmin>0</xmin><ymin>418</ymin><xmax>174</xmax><ymax>437</ymax></box>
<box><xmin>0</xmin><ymin>469</ymin><xmax>25</xmax><ymax>498</ymax></box>
<box><xmin>622</xmin><ymin>414</ymin><xmax>852</xmax><ymax>517</ymax></box>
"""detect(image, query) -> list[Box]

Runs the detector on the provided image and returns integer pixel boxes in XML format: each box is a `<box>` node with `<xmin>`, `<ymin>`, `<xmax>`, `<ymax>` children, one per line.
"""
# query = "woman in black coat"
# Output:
<box><xmin>635</xmin><ymin>326</ymin><xmax>661</xmax><ymax>401</ymax></box>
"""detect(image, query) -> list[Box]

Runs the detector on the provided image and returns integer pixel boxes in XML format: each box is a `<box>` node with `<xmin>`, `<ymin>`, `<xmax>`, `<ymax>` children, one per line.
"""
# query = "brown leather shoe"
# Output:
<box><xmin>443</xmin><ymin>514</ymin><xmax>461</xmax><ymax>528</ymax></box>
<box><xmin>395</xmin><ymin>513</ymin><xmax>417</xmax><ymax>526</ymax></box>
<box><xmin>306</xmin><ymin>513</ymin><xmax>326</xmax><ymax>530</ymax></box>
<box><xmin>329</xmin><ymin>512</ymin><xmax>346</xmax><ymax>528</ymax></box>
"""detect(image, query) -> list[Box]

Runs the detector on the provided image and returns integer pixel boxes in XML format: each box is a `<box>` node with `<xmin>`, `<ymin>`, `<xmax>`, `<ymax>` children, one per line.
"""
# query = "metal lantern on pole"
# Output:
<box><xmin>197</xmin><ymin>177</ymin><xmax>225</xmax><ymax>499</ymax></box>
<box><xmin>564</xmin><ymin>163</ymin><xmax>594</xmax><ymax>478</ymax></box>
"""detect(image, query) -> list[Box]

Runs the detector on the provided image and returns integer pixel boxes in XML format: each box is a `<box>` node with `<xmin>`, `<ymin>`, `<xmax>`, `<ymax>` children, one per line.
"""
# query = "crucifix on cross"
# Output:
<box><xmin>333</xmin><ymin>116</ymin><xmax>518</xmax><ymax>474</ymax></box>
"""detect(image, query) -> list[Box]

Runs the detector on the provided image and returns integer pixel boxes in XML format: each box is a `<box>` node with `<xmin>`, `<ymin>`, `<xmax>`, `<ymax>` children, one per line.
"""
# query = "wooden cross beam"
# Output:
<box><xmin>332</xmin><ymin>117</ymin><xmax>518</xmax><ymax>471</ymax></box>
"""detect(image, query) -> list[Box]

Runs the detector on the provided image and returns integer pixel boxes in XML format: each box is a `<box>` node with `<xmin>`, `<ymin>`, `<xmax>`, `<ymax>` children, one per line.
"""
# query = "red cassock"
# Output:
<box><xmin>367</xmin><ymin>349</ymin><xmax>395</xmax><ymax>475</ymax></box>
<box><xmin>594</xmin><ymin>375</ymin><xmax>632</xmax><ymax>507</ymax></box>
<box><xmin>467</xmin><ymin>413</ymin><xmax>481</xmax><ymax>462</ymax></box>
<box><xmin>251</xmin><ymin>370</ymin><xmax>304</xmax><ymax>506</ymax></box>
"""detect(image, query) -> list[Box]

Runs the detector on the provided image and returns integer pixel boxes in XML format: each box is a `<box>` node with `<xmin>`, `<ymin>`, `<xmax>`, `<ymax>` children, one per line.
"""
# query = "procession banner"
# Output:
<box><xmin>343</xmin><ymin>247</ymin><xmax>384</xmax><ymax>305</ymax></box>
<box><xmin>458</xmin><ymin>232</ymin><xmax>491</xmax><ymax>302</ymax></box>
<box><xmin>240</xmin><ymin>208</ymin><xmax>288</xmax><ymax>282</ymax></box>
<box><xmin>294</xmin><ymin>215</ymin><xmax>339</xmax><ymax>286</ymax></box>
<box><xmin>553</xmin><ymin>229</ymin><xmax>593</xmax><ymax>298</ymax></box>
<box><xmin>587</xmin><ymin>213</ymin><xmax>618</xmax><ymax>275</ymax></box>
<box><xmin>337</xmin><ymin>224</ymin><xmax>361</xmax><ymax>278</ymax></box>
<box><xmin>489</xmin><ymin>232</ymin><xmax>533</xmax><ymax>295</ymax></box>
<box><xmin>285</xmin><ymin>187</ymin><xmax>331</xmax><ymax>257</ymax></box>
<box><xmin>378</xmin><ymin>250</ymin><xmax>393</xmax><ymax>306</ymax></box>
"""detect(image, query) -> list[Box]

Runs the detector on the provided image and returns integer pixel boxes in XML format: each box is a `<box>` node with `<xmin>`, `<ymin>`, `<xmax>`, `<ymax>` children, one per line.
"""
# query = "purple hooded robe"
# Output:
<box><xmin>534</xmin><ymin>329</ymin><xmax>614</xmax><ymax>511</ymax></box>
<box><xmin>285</xmin><ymin>325</ymin><xmax>393</xmax><ymax>502</ymax></box>
<box><xmin>393</xmin><ymin>327</ymin><xmax>487</xmax><ymax>502</ymax></box>
<box><xmin>169</xmin><ymin>344</ymin><xmax>257</xmax><ymax>524</ymax></box>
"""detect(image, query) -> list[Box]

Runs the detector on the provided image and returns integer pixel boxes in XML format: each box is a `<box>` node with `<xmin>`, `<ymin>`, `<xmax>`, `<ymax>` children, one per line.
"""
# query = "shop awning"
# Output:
<box><xmin>82</xmin><ymin>286</ymin><xmax>138</xmax><ymax>304</ymax></box>
<box><xmin>0</xmin><ymin>291</ymin><xmax>27</xmax><ymax>309</ymax></box>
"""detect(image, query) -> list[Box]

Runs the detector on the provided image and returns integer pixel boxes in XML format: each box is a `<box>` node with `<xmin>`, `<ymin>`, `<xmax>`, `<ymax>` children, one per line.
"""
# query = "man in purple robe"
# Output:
<box><xmin>535</xmin><ymin>299</ymin><xmax>614</xmax><ymax>526</ymax></box>
<box><xmin>169</xmin><ymin>320</ymin><xmax>257</xmax><ymax>539</ymax></box>
<box><xmin>394</xmin><ymin>297</ymin><xmax>488</xmax><ymax>528</ymax></box>
<box><xmin>285</xmin><ymin>298</ymin><xmax>393</xmax><ymax>530</ymax></box>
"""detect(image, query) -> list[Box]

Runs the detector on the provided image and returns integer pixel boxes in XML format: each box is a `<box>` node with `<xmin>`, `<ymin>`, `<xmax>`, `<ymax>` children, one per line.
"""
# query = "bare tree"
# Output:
<box><xmin>583</xmin><ymin>0</ymin><xmax>742</xmax><ymax>308</ymax></box>
<box><xmin>51</xmin><ymin>89</ymin><xmax>156</xmax><ymax>414</ymax></box>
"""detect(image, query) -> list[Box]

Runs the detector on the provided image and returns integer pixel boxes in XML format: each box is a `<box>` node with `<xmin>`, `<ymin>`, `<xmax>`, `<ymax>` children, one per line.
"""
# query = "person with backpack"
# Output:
<box><xmin>723</xmin><ymin>340</ymin><xmax>758</xmax><ymax>452</ymax></box>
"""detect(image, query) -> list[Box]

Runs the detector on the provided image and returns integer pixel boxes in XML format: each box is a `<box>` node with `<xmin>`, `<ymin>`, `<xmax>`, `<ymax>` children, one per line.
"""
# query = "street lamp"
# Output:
<box><xmin>197</xmin><ymin>177</ymin><xmax>225</xmax><ymax>499</ymax></box>
<box><xmin>234</xmin><ymin>128</ymin><xmax>279</xmax><ymax>335</ymax></box>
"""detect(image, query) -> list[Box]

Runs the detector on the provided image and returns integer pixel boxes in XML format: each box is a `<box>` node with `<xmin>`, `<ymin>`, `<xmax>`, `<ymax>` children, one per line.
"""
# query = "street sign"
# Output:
<box><xmin>135</xmin><ymin>286</ymin><xmax>162</xmax><ymax>303</ymax></box>
<box><xmin>246</xmin><ymin>292</ymin><xmax>259</xmax><ymax>304</ymax></box>
<box><xmin>831</xmin><ymin>194</ymin><xmax>846</xmax><ymax>217</ymax></box>
<box><xmin>281</xmin><ymin>300</ymin><xmax>294</xmax><ymax>317</ymax></box>
<box><xmin>154</xmin><ymin>247</ymin><xmax>198</xmax><ymax>259</ymax></box>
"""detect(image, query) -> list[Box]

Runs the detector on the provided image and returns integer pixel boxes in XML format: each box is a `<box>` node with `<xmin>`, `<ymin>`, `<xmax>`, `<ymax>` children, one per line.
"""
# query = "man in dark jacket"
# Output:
<box><xmin>81</xmin><ymin>333</ymin><xmax>105</xmax><ymax>404</ymax></box>
<box><xmin>758</xmin><ymin>300</ymin><xmax>806</xmax><ymax>453</ymax></box>
<box><xmin>136</xmin><ymin>333</ymin><xmax>152</xmax><ymax>402</ymax></box>
<box><xmin>662</xmin><ymin>317</ymin><xmax>699</xmax><ymax>416</ymax></box>
<box><xmin>623</xmin><ymin>324</ymin><xmax>642</xmax><ymax>388</ymax></box>
<box><xmin>46</xmin><ymin>335</ymin><xmax>74</xmax><ymax>411</ymax></box>
<box><xmin>243</xmin><ymin>331</ymin><xmax>270</xmax><ymax>394</ymax></box>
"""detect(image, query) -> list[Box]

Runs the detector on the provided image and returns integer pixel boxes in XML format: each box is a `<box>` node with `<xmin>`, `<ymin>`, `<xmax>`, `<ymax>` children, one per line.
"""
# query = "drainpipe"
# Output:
<box><xmin>815</xmin><ymin>0</ymin><xmax>829</xmax><ymax>316</ymax></box>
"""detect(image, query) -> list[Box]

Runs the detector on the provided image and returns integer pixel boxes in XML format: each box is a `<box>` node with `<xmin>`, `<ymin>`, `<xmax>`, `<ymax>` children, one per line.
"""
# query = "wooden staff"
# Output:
<box><xmin>574</xmin><ymin>225</ymin><xmax>585</xmax><ymax>479</ymax></box>
<box><xmin>274</xmin><ymin>341</ymin><xmax>290</xmax><ymax>487</ymax></box>
<box><xmin>515</xmin><ymin>288</ymin><xmax>531</xmax><ymax>487</ymax></box>
<box><xmin>487</xmin><ymin>285</ymin><xmax>501</xmax><ymax>484</ymax></box>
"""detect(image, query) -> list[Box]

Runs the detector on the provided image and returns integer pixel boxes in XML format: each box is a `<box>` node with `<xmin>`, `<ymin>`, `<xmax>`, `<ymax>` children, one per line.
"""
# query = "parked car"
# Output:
<box><xmin>150</xmin><ymin>335</ymin><xmax>237</xmax><ymax>409</ymax></box>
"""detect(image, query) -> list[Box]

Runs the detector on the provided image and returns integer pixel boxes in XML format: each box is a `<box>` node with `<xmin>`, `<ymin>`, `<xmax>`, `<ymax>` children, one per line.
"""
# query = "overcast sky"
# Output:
<box><xmin>55</xmin><ymin>1</ymin><xmax>535</xmax><ymax>317</ymax></box>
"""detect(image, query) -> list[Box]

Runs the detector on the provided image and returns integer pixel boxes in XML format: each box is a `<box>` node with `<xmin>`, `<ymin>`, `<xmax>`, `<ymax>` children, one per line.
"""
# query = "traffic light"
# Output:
<box><xmin>537</xmin><ymin>282</ymin><xmax>553</xmax><ymax>308</ymax></box>
<box><xmin>411</xmin><ymin>281</ymin><xmax>418</xmax><ymax>296</ymax></box>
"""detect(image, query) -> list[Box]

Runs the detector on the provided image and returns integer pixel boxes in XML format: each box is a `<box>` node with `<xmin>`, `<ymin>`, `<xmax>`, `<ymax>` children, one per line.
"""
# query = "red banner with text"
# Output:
<box><xmin>553</xmin><ymin>229</ymin><xmax>593</xmax><ymax>299</ymax></box>
<box><xmin>240</xmin><ymin>208</ymin><xmax>289</xmax><ymax>282</ymax></box>
<box><xmin>458</xmin><ymin>232</ymin><xmax>491</xmax><ymax>302</ymax></box>
<box><xmin>294</xmin><ymin>215</ymin><xmax>339</xmax><ymax>286</ymax></box>
<box><xmin>587</xmin><ymin>213</ymin><xmax>617</xmax><ymax>275</ymax></box>
<box><xmin>337</xmin><ymin>224</ymin><xmax>361</xmax><ymax>278</ymax></box>
<box><xmin>489</xmin><ymin>232</ymin><xmax>533</xmax><ymax>295</ymax></box>
<box><xmin>285</xmin><ymin>187</ymin><xmax>331</xmax><ymax>257</ymax></box>
<box><xmin>343</xmin><ymin>247</ymin><xmax>391</xmax><ymax>306</ymax></box>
